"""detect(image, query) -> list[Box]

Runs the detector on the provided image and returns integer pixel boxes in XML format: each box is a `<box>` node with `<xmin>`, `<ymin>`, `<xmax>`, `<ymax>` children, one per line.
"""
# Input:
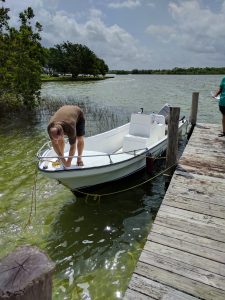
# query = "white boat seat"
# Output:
<box><xmin>122</xmin><ymin>134</ymin><xmax>149</xmax><ymax>152</ymax></box>
<box><xmin>129</xmin><ymin>113</ymin><xmax>154</xmax><ymax>138</ymax></box>
<box><xmin>122</xmin><ymin>113</ymin><xmax>154</xmax><ymax>152</ymax></box>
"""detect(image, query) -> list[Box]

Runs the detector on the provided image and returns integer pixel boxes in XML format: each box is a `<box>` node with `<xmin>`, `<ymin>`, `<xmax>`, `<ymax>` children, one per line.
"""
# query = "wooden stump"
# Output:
<box><xmin>0</xmin><ymin>246</ymin><xmax>55</xmax><ymax>300</ymax></box>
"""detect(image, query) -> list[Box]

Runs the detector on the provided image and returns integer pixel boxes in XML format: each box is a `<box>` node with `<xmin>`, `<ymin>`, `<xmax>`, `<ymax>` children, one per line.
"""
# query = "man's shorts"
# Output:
<box><xmin>76</xmin><ymin>116</ymin><xmax>85</xmax><ymax>136</ymax></box>
<box><xmin>219</xmin><ymin>105</ymin><xmax>225</xmax><ymax>115</ymax></box>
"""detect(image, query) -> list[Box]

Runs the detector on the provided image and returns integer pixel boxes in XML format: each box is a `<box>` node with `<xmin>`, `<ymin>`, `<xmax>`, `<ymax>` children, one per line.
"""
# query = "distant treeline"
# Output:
<box><xmin>109</xmin><ymin>67</ymin><xmax>225</xmax><ymax>75</ymax></box>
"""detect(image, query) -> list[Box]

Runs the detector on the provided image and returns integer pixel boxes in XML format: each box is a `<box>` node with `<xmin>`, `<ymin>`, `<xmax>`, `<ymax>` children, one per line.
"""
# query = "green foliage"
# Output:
<box><xmin>0</xmin><ymin>2</ymin><xmax>44</xmax><ymax>111</ymax></box>
<box><xmin>45</xmin><ymin>42</ymin><xmax>108</xmax><ymax>78</ymax></box>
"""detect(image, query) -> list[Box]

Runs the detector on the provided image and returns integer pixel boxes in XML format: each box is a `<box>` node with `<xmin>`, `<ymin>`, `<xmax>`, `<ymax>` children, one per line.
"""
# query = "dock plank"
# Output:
<box><xmin>126</xmin><ymin>274</ymin><xmax>198</xmax><ymax>300</ymax></box>
<box><xmin>155</xmin><ymin>210</ymin><xmax>225</xmax><ymax>243</ymax></box>
<box><xmin>124</xmin><ymin>288</ymin><xmax>154</xmax><ymax>300</ymax></box>
<box><xmin>135</xmin><ymin>262</ymin><xmax>225</xmax><ymax>300</ymax></box>
<box><xmin>163</xmin><ymin>194</ymin><xmax>225</xmax><ymax>219</ymax></box>
<box><xmin>150</xmin><ymin>224</ymin><xmax>225</xmax><ymax>257</ymax></box>
<box><xmin>143</xmin><ymin>241</ymin><xmax>225</xmax><ymax>278</ymax></box>
<box><xmin>158</xmin><ymin>205</ymin><xmax>225</xmax><ymax>228</ymax></box>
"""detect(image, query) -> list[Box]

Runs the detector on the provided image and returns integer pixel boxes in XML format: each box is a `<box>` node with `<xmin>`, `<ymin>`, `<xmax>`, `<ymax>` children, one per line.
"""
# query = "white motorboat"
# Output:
<box><xmin>37</xmin><ymin>107</ymin><xmax>187</xmax><ymax>192</ymax></box>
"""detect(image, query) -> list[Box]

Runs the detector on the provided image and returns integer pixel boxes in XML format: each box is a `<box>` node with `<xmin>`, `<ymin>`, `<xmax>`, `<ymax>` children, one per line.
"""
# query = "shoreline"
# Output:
<box><xmin>41</xmin><ymin>75</ymin><xmax>114</xmax><ymax>82</ymax></box>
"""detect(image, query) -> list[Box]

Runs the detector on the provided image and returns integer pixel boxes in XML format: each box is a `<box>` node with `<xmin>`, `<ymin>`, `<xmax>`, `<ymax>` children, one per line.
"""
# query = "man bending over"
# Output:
<box><xmin>47</xmin><ymin>105</ymin><xmax>85</xmax><ymax>167</ymax></box>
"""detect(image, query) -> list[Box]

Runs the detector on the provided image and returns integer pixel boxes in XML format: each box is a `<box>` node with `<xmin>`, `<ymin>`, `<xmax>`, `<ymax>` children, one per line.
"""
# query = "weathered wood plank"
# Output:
<box><xmin>126</xmin><ymin>274</ymin><xmax>198</xmax><ymax>300</ymax></box>
<box><xmin>143</xmin><ymin>241</ymin><xmax>225</xmax><ymax>277</ymax></box>
<box><xmin>173</xmin><ymin>170</ymin><xmax>225</xmax><ymax>185</ymax></box>
<box><xmin>135</xmin><ymin>261</ymin><xmax>225</xmax><ymax>300</ymax></box>
<box><xmin>167</xmin><ymin>179</ymin><xmax>225</xmax><ymax>207</ymax></box>
<box><xmin>176</xmin><ymin>160</ymin><xmax>225</xmax><ymax>178</ymax></box>
<box><xmin>155</xmin><ymin>210</ymin><xmax>225</xmax><ymax>243</ymax></box>
<box><xmin>124</xmin><ymin>288</ymin><xmax>153</xmax><ymax>300</ymax></box>
<box><xmin>158</xmin><ymin>205</ymin><xmax>225</xmax><ymax>228</ymax></box>
<box><xmin>150</xmin><ymin>224</ymin><xmax>225</xmax><ymax>254</ymax></box>
<box><xmin>163</xmin><ymin>194</ymin><xmax>225</xmax><ymax>219</ymax></box>
<box><xmin>140</xmin><ymin>247</ymin><xmax>225</xmax><ymax>290</ymax></box>
<box><xmin>148</xmin><ymin>231</ymin><xmax>225</xmax><ymax>264</ymax></box>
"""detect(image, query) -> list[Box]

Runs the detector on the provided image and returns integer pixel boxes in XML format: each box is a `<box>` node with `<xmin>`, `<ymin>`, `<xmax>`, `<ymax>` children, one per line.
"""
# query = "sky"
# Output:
<box><xmin>3</xmin><ymin>0</ymin><xmax>225</xmax><ymax>70</ymax></box>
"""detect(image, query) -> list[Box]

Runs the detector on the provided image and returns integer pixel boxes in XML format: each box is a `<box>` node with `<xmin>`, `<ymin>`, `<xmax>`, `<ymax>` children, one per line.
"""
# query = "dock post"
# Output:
<box><xmin>0</xmin><ymin>245</ymin><xmax>55</xmax><ymax>300</ymax></box>
<box><xmin>165</xmin><ymin>106</ymin><xmax>180</xmax><ymax>180</ymax></box>
<box><xmin>190</xmin><ymin>92</ymin><xmax>199</xmax><ymax>126</ymax></box>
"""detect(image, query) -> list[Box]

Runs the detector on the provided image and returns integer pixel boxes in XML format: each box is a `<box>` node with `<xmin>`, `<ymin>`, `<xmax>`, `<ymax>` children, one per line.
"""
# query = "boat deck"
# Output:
<box><xmin>124</xmin><ymin>123</ymin><xmax>225</xmax><ymax>300</ymax></box>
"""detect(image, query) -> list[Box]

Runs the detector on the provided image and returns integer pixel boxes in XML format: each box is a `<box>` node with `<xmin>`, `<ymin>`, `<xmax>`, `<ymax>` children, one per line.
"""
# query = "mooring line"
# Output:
<box><xmin>25</xmin><ymin>167</ymin><xmax>38</xmax><ymax>228</ymax></box>
<box><xmin>73</xmin><ymin>161</ymin><xmax>178</xmax><ymax>199</ymax></box>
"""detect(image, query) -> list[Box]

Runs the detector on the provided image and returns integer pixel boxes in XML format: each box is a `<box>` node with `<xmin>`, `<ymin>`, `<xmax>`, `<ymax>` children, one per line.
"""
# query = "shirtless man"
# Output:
<box><xmin>47</xmin><ymin>105</ymin><xmax>85</xmax><ymax>167</ymax></box>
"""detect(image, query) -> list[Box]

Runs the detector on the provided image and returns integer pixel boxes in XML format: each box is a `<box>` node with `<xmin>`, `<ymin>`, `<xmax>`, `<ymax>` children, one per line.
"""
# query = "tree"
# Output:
<box><xmin>46</xmin><ymin>42</ymin><xmax>109</xmax><ymax>78</ymax></box>
<box><xmin>0</xmin><ymin>1</ymin><xmax>45</xmax><ymax>110</ymax></box>
<box><xmin>96</xmin><ymin>58</ymin><xmax>109</xmax><ymax>76</ymax></box>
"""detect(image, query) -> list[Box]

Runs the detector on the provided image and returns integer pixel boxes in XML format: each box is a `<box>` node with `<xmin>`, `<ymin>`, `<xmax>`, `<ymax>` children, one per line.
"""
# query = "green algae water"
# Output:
<box><xmin>0</xmin><ymin>75</ymin><xmax>222</xmax><ymax>299</ymax></box>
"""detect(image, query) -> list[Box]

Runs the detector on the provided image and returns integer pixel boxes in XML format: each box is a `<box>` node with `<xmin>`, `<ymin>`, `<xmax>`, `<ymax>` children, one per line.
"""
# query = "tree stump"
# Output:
<box><xmin>0</xmin><ymin>246</ymin><xmax>55</xmax><ymax>300</ymax></box>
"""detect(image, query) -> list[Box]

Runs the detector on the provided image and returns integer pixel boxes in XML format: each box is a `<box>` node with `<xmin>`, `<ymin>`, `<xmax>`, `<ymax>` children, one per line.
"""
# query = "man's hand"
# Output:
<box><xmin>59</xmin><ymin>158</ymin><xmax>72</xmax><ymax>168</ymax></box>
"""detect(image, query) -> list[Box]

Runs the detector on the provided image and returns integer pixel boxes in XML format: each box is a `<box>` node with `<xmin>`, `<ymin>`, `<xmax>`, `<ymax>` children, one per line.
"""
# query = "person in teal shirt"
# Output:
<box><xmin>214</xmin><ymin>76</ymin><xmax>225</xmax><ymax>137</ymax></box>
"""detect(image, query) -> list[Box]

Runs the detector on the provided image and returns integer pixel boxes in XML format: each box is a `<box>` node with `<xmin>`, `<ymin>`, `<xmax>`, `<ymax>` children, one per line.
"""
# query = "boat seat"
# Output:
<box><xmin>122</xmin><ymin>113</ymin><xmax>154</xmax><ymax>152</ymax></box>
<box><xmin>122</xmin><ymin>135</ymin><xmax>149</xmax><ymax>153</ymax></box>
<box><xmin>128</xmin><ymin>113</ymin><xmax>154</xmax><ymax>138</ymax></box>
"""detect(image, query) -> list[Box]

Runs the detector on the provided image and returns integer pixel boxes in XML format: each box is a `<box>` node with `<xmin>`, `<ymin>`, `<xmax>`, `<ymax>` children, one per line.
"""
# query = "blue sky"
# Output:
<box><xmin>4</xmin><ymin>0</ymin><xmax>225</xmax><ymax>70</ymax></box>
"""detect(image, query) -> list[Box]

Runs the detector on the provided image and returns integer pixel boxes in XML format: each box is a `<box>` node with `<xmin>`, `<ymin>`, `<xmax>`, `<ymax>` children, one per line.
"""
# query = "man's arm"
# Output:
<box><xmin>51</xmin><ymin>138</ymin><xmax>68</xmax><ymax>167</ymax></box>
<box><xmin>214</xmin><ymin>87</ymin><xmax>222</xmax><ymax>98</ymax></box>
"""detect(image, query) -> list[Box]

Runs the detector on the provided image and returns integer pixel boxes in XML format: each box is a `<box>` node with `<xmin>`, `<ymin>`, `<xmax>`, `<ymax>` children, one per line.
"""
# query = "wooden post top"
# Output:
<box><xmin>0</xmin><ymin>246</ymin><xmax>55</xmax><ymax>298</ymax></box>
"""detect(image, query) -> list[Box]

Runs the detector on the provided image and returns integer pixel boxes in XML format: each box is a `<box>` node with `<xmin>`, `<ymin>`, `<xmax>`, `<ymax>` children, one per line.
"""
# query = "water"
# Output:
<box><xmin>41</xmin><ymin>74</ymin><xmax>222</xmax><ymax>124</ymax></box>
<box><xmin>0</xmin><ymin>75</ymin><xmax>222</xmax><ymax>299</ymax></box>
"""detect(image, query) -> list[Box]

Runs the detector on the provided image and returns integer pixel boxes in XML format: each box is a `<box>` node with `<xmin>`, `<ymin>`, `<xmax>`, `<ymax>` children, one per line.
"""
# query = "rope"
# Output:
<box><xmin>73</xmin><ymin>161</ymin><xmax>177</xmax><ymax>200</ymax></box>
<box><xmin>25</xmin><ymin>167</ymin><xmax>38</xmax><ymax>228</ymax></box>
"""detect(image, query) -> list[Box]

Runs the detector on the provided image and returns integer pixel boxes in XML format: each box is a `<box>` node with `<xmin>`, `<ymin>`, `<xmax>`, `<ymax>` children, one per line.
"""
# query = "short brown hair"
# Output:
<box><xmin>49</xmin><ymin>123</ymin><xmax>63</xmax><ymax>139</ymax></box>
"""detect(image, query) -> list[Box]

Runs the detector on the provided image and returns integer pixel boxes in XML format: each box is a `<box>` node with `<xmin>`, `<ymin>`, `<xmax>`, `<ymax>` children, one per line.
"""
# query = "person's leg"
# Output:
<box><xmin>218</xmin><ymin>106</ymin><xmax>225</xmax><ymax>136</ymax></box>
<box><xmin>76</xmin><ymin>136</ymin><xmax>84</xmax><ymax>165</ymax></box>
<box><xmin>222</xmin><ymin>114</ymin><xmax>225</xmax><ymax>133</ymax></box>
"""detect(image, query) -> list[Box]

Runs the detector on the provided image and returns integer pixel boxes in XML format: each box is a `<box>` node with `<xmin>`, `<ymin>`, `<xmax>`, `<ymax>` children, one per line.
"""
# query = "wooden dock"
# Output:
<box><xmin>124</xmin><ymin>123</ymin><xmax>225</xmax><ymax>300</ymax></box>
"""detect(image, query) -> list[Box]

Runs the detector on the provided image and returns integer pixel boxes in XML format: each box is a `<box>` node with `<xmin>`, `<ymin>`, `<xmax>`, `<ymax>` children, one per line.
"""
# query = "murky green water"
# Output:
<box><xmin>0</xmin><ymin>75</ymin><xmax>222</xmax><ymax>299</ymax></box>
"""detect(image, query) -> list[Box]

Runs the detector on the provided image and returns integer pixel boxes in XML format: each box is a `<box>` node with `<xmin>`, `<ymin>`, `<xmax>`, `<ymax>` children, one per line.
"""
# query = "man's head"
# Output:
<box><xmin>49</xmin><ymin>123</ymin><xmax>64</xmax><ymax>142</ymax></box>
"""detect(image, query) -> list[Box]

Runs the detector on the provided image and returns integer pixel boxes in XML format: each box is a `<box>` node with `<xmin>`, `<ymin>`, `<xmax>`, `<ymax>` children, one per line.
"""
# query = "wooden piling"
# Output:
<box><xmin>0</xmin><ymin>245</ymin><xmax>55</xmax><ymax>300</ymax></box>
<box><xmin>165</xmin><ymin>107</ymin><xmax>180</xmax><ymax>177</ymax></box>
<box><xmin>190</xmin><ymin>92</ymin><xmax>199</xmax><ymax>126</ymax></box>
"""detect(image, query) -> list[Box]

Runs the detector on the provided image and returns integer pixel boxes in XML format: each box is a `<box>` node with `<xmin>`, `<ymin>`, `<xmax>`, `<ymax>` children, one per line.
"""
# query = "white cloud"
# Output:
<box><xmin>6</xmin><ymin>0</ymin><xmax>225</xmax><ymax>69</ymax></box>
<box><xmin>146</xmin><ymin>25</ymin><xmax>176</xmax><ymax>42</ymax></box>
<box><xmin>34</xmin><ymin>4</ymin><xmax>151</xmax><ymax>69</ymax></box>
<box><xmin>145</xmin><ymin>0</ymin><xmax>225</xmax><ymax>65</ymax></box>
<box><xmin>108</xmin><ymin>0</ymin><xmax>141</xmax><ymax>9</ymax></box>
<box><xmin>168</xmin><ymin>0</ymin><xmax>225</xmax><ymax>55</ymax></box>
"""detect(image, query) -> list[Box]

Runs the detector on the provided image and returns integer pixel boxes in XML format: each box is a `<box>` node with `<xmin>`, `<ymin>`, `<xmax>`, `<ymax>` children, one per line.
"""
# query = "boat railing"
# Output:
<box><xmin>37</xmin><ymin>142</ymin><xmax>148</xmax><ymax>164</ymax></box>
